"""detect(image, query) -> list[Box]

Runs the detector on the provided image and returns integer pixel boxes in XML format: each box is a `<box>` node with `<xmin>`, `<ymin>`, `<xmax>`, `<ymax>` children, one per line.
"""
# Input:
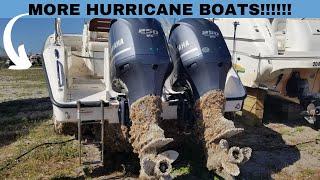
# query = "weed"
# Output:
<box><xmin>172</xmin><ymin>165</ymin><xmax>191</xmax><ymax>177</ymax></box>
<box><xmin>294</xmin><ymin>127</ymin><xmax>304</xmax><ymax>133</ymax></box>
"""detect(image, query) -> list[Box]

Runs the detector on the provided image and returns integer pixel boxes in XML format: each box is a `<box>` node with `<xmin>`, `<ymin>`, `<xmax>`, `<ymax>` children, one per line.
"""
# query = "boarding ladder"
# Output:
<box><xmin>76</xmin><ymin>100</ymin><xmax>107</xmax><ymax>166</ymax></box>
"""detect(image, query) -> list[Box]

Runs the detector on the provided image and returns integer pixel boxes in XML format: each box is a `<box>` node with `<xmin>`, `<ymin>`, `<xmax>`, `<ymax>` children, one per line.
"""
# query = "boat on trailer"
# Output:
<box><xmin>215</xmin><ymin>18</ymin><xmax>320</xmax><ymax>126</ymax></box>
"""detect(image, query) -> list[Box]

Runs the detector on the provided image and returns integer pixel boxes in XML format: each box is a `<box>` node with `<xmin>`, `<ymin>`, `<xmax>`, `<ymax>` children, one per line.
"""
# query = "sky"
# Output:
<box><xmin>0</xmin><ymin>18</ymin><xmax>175</xmax><ymax>55</ymax></box>
<box><xmin>0</xmin><ymin>18</ymin><xmax>87</xmax><ymax>54</ymax></box>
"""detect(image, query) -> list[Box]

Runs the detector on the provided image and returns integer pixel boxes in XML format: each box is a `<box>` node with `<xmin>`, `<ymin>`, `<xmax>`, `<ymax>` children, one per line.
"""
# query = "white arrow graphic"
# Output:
<box><xmin>3</xmin><ymin>13</ymin><xmax>31</xmax><ymax>70</ymax></box>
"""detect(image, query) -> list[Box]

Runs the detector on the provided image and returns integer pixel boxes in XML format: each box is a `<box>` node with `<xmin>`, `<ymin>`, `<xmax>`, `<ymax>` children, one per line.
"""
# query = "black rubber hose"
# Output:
<box><xmin>0</xmin><ymin>138</ymin><xmax>76</xmax><ymax>172</ymax></box>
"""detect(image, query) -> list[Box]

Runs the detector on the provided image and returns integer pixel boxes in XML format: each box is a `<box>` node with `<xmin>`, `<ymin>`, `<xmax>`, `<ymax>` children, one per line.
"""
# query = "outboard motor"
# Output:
<box><xmin>109</xmin><ymin>19</ymin><xmax>178</xmax><ymax>179</ymax></box>
<box><xmin>109</xmin><ymin>18</ymin><xmax>172</xmax><ymax>104</ymax></box>
<box><xmin>168</xmin><ymin>18</ymin><xmax>231</xmax><ymax>99</ymax></box>
<box><xmin>168</xmin><ymin>19</ymin><xmax>252</xmax><ymax>179</ymax></box>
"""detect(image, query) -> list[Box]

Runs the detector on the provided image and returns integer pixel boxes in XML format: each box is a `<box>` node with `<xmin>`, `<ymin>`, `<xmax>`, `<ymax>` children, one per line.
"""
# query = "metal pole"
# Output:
<box><xmin>232</xmin><ymin>21</ymin><xmax>240</xmax><ymax>64</ymax></box>
<box><xmin>55</xmin><ymin>18</ymin><xmax>62</xmax><ymax>45</ymax></box>
<box><xmin>77</xmin><ymin>101</ymin><xmax>81</xmax><ymax>165</ymax></box>
<box><xmin>101</xmin><ymin>101</ymin><xmax>105</xmax><ymax>163</ymax></box>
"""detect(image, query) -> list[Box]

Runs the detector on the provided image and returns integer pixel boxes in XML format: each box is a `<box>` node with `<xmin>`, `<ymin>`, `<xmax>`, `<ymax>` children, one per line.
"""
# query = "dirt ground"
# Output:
<box><xmin>0</xmin><ymin>68</ymin><xmax>319</xmax><ymax>179</ymax></box>
<box><xmin>230</xmin><ymin>119</ymin><xmax>320</xmax><ymax>179</ymax></box>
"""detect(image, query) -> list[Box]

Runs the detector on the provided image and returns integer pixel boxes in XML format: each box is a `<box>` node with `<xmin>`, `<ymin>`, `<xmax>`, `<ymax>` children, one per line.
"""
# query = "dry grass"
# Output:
<box><xmin>0</xmin><ymin>68</ymin><xmax>81</xmax><ymax>179</ymax></box>
<box><xmin>0</xmin><ymin>68</ymin><xmax>47</xmax><ymax>102</ymax></box>
<box><xmin>0</xmin><ymin>120</ymin><xmax>79</xmax><ymax>179</ymax></box>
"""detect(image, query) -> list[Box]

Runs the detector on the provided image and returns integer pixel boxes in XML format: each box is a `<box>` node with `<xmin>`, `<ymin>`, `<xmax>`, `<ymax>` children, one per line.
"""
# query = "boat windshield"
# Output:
<box><xmin>89</xmin><ymin>18</ymin><xmax>112</xmax><ymax>32</ymax></box>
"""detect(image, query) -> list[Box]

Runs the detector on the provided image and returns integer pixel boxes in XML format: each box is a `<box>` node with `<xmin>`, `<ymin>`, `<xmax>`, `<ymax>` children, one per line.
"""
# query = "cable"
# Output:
<box><xmin>0</xmin><ymin>138</ymin><xmax>76</xmax><ymax>172</ymax></box>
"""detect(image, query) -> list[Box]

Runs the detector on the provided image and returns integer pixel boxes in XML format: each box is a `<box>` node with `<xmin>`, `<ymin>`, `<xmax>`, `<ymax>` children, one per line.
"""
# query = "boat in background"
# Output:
<box><xmin>215</xmin><ymin>18</ymin><xmax>320</xmax><ymax>127</ymax></box>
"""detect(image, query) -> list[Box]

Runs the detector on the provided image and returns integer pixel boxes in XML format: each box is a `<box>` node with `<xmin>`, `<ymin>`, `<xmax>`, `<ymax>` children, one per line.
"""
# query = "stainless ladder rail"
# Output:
<box><xmin>77</xmin><ymin>100</ymin><xmax>105</xmax><ymax>166</ymax></box>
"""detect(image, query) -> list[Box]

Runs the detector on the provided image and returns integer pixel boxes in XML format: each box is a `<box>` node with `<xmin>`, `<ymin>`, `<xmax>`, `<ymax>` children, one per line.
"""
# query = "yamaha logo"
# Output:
<box><xmin>177</xmin><ymin>40</ymin><xmax>190</xmax><ymax>52</ymax></box>
<box><xmin>202</xmin><ymin>30</ymin><xmax>220</xmax><ymax>39</ymax></box>
<box><xmin>111</xmin><ymin>38</ymin><xmax>124</xmax><ymax>53</ymax></box>
<box><xmin>139</xmin><ymin>28</ymin><xmax>159</xmax><ymax>37</ymax></box>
